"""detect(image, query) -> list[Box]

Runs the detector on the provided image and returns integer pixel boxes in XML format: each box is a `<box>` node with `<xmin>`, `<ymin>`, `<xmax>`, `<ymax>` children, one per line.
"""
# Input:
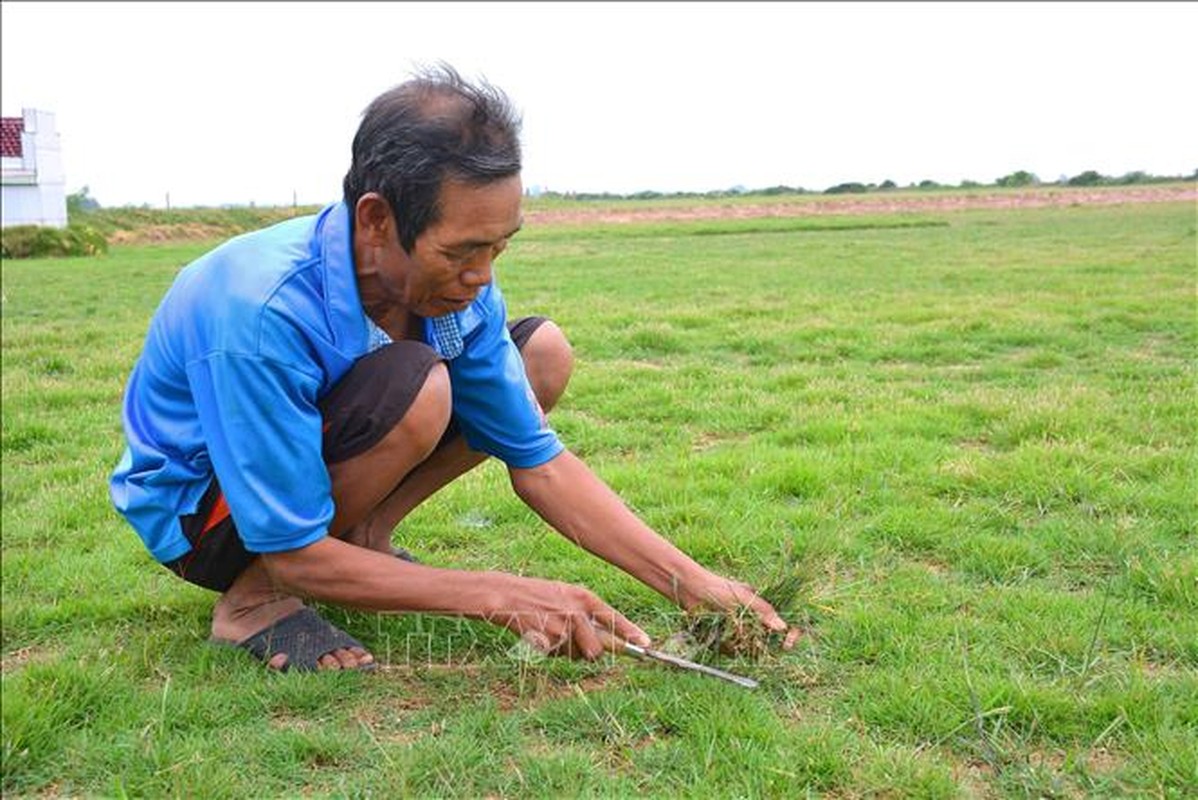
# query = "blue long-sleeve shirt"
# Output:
<box><xmin>110</xmin><ymin>202</ymin><xmax>563</xmax><ymax>563</ymax></box>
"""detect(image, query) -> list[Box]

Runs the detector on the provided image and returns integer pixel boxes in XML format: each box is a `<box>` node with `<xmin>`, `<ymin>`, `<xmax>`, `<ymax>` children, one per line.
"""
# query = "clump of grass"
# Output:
<box><xmin>669</xmin><ymin>569</ymin><xmax>807</xmax><ymax>662</ymax></box>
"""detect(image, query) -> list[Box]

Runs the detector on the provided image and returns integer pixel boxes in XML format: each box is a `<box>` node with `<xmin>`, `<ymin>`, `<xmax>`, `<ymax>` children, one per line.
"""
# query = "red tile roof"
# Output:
<box><xmin>1</xmin><ymin>117</ymin><xmax>24</xmax><ymax>158</ymax></box>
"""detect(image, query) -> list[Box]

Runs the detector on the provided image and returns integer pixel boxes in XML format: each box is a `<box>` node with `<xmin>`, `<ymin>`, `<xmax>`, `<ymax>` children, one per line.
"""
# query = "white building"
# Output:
<box><xmin>2</xmin><ymin>108</ymin><xmax>68</xmax><ymax>228</ymax></box>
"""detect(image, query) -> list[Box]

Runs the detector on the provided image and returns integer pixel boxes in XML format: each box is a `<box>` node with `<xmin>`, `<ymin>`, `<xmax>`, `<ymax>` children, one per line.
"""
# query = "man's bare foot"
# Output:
<box><xmin>211</xmin><ymin>562</ymin><xmax>374</xmax><ymax>671</ymax></box>
<box><xmin>212</xmin><ymin>598</ymin><xmax>375</xmax><ymax>671</ymax></box>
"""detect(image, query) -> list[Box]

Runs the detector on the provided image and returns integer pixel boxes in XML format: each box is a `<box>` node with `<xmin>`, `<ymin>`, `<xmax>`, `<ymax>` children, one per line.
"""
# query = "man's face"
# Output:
<box><xmin>373</xmin><ymin>175</ymin><xmax>524</xmax><ymax>318</ymax></box>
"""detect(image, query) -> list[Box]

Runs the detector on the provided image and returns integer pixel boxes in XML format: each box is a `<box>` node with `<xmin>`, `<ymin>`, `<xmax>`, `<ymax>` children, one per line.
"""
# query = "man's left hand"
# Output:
<box><xmin>677</xmin><ymin>570</ymin><xmax>802</xmax><ymax>649</ymax></box>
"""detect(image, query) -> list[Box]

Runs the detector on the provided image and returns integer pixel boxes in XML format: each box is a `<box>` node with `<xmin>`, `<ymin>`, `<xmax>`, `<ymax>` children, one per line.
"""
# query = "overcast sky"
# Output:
<box><xmin>3</xmin><ymin>1</ymin><xmax>1194</xmax><ymax>208</ymax></box>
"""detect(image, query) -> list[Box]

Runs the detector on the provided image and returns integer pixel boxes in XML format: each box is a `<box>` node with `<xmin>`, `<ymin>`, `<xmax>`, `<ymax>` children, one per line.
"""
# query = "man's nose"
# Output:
<box><xmin>460</xmin><ymin>252</ymin><xmax>493</xmax><ymax>287</ymax></box>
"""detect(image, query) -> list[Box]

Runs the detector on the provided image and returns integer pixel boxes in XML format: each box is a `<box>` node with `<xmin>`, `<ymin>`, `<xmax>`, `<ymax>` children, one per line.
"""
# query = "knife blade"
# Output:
<box><xmin>623</xmin><ymin>642</ymin><xmax>759</xmax><ymax>689</ymax></box>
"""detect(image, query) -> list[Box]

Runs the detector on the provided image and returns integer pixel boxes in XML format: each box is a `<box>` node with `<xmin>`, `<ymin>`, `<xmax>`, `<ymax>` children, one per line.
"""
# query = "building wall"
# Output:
<box><xmin>1</xmin><ymin>109</ymin><xmax>68</xmax><ymax>229</ymax></box>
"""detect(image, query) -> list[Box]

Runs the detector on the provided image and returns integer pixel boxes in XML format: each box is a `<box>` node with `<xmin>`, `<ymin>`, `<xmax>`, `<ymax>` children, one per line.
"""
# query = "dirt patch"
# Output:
<box><xmin>1080</xmin><ymin>747</ymin><xmax>1124</xmax><ymax>775</ymax></box>
<box><xmin>524</xmin><ymin>185</ymin><xmax>1196</xmax><ymax>227</ymax></box>
<box><xmin>270</xmin><ymin>711</ymin><xmax>319</xmax><ymax>733</ymax></box>
<box><xmin>488</xmin><ymin>669</ymin><xmax>624</xmax><ymax>712</ymax></box>
<box><xmin>951</xmin><ymin>760</ymin><xmax>998</xmax><ymax>799</ymax></box>
<box><xmin>108</xmin><ymin>224</ymin><xmax>231</xmax><ymax>244</ymax></box>
<box><xmin>0</xmin><ymin>644</ymin><xmax>54</xmax><ymax>673</ymax></box>
<box><xmin>691</xmin><ymin>431</ymin><xmax>752</xmax><ymax>453</ymax></box>
<box><xmin>1137</xmin><ymin>656</ymin><xmax>1187</xmax><ymax>678</ymax></box>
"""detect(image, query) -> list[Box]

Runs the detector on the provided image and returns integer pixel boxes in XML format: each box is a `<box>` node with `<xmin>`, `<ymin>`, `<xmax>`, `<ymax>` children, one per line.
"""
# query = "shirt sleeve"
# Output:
<box><xmin>448</xmin><ymin>285</ymin><xmax>565</xmax><ymax>468</ymax></box>
<box><xmin>185</xmin><ymin>351</ymin><xmax>333</xmax><ymax>553</ymax></box>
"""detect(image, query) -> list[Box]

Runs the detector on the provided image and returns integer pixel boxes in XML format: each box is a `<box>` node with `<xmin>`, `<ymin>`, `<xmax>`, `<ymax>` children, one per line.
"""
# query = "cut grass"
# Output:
<box><xmin>2</xmin><ymin>197</ymin><xmax>1195</xmax><ymax>797</ymax></box>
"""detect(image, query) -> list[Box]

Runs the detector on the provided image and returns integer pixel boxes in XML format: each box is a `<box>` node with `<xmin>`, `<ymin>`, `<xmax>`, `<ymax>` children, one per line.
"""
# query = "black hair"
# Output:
<box><xmin>342</xmin><ymin>63</ymin><xmax>523</xmax><ymax>253</ymax></box>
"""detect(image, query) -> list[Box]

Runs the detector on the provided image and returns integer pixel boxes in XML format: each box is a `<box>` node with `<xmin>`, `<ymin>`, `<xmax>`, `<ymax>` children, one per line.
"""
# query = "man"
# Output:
<box><xmin>110</xmin><ymin>65</ymin><xmax>789</xmax><ymax>672</ymax></box>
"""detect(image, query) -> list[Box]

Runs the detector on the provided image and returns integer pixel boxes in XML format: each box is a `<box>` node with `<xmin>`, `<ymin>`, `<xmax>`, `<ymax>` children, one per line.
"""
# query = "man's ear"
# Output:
<box><xmin>354</xmin><ymin>193</ymin><xmax>394</xmax><ymax>247</ymax></box>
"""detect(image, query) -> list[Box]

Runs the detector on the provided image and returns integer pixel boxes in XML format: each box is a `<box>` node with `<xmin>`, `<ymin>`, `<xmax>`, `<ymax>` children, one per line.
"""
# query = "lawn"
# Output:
<box><xmin>2</xmin><ymin>197</ymin><xmax>1195</xmax><ymax>797</ymax></box>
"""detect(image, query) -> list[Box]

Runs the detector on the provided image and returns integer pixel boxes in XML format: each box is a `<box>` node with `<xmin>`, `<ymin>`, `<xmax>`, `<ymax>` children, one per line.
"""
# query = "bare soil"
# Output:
<box><xmin>524</xmin><ymin>184</ymin><xmax>1196</xmax><ymax>226</ymax></box>
<box><xmin>107</xmin><ymin>223</ymin><xmax>232</xmax><ymax>244</ymax></box>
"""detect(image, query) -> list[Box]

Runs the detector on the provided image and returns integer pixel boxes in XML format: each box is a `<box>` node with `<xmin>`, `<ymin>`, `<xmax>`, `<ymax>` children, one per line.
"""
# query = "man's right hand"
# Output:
<box><xmin>262</xmin><ymin>537</ymin><xmax>650</xmax><ymax>661</ymax></box>
<box><xmin>487</xmin><ymin>574</ymin><xmax>651</xmax><ymax>660</ymax></box>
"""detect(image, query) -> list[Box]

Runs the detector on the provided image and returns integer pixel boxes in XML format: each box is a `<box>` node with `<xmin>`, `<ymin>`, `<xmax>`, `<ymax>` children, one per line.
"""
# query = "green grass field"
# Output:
<box><xmin>2</xmin><ymin>197</ymin><xmax>1195</xmax><ymax>797</ymax></box>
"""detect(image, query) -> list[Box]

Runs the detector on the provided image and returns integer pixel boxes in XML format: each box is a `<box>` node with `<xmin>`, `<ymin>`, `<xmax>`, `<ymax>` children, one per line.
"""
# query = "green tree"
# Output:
<box><xmin>996</xmin><ymin>170</ymin><xmax>1039</xmax><ymax>187</ymax></box>
<box><xmin>67</xmin><ymin>186</ymin><xmax>101</xmax><ymax>217</ymax></box>
<box><xmin>1067</xmin><ymin>170</ymin><xmax>1106</xmax><ymax>187</ymax></box>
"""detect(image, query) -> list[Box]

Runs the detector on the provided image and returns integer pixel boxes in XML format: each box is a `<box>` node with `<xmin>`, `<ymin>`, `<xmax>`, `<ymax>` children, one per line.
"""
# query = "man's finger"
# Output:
<box><xmin>587</xmin><ymin>603</ymin><xmax>650</xmax><ymax>647</ymax></box>
<box><xmin>747</xmin><ymin>594</ymin><xmax>788</xmax><ymax>633</ymax></box>
<box><xmin>571</xmin><ymin>613</ymin><xmax>606</xmax><ymax>660</ymax></box>
<box><xmin>593</xmin><ymin>626</ymin><xmax>634</xmax><ymax>656</ymax></box>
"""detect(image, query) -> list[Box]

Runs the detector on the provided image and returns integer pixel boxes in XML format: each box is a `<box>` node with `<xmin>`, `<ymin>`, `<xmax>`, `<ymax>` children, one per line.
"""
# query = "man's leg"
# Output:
<box><xmin>210</xmin><ymin>343</ymin><xmax>451</xmax><ymax>670</ymax></box>
<box><xmin>341</xmin><ymin>319</ymin><xmax>574</xmax><ymax>553</ymax></box>
<box><xmin>210</xmin><ymin>320</ymin><xmax>573</xmax><ymax>670</ymax></box>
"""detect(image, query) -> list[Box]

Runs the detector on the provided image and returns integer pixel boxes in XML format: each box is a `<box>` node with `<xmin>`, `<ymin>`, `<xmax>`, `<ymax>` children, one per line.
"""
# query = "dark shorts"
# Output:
<box><xmin>165</xmin><ymin>316</ymin><xmax>550</xmax><ymax>592</ymax></box>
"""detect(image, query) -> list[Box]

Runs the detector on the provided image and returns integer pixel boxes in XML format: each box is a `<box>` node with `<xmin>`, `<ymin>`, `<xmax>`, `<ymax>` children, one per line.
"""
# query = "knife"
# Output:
<box><xmin>623</xmin><ymin>642</ymin><xmax>759</xmax><ymax>689</ymax></box>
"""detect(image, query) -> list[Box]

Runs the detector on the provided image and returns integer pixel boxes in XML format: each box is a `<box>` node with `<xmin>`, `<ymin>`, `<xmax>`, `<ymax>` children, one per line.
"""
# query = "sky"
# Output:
<box><xmin>2</xmin><ymin>1</ymin><xmax>1194</xmax><ymax>208</ymax></box>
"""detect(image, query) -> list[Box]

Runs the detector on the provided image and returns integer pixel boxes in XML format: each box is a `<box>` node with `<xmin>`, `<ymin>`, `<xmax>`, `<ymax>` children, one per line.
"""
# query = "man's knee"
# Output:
<box><xmin>321</xmin><ymin>342</ymin><xmax>450</xmax><ymax>465</ymax></box>
<box><xmin>520</xmin><ymin>321</ymin><xmax>573</xmax><ymax>412</ymax></box>
<box><xmin>401</xmin><ymin>361</ymin><xmax>452</xmax><ymax>459</ymax></box>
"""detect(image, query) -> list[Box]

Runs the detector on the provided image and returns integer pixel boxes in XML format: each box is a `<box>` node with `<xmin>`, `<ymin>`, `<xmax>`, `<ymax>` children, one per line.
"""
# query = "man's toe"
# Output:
<box><xmin>342</xmin><ymin>647</ymin><xmax>375</xmax><ymax>670</ymax></box>
<box><xmin>332</xmin><ymin>648</ymin><xmax>359</xmax><ymax>670</ymax></box>
<box><xmin>316</xmin><ymin>647</ymin><xmax>374</xmax><ymax>670</ymax></box>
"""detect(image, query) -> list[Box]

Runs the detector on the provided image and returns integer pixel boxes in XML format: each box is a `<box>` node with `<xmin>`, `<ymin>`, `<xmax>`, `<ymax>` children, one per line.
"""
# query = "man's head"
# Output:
<box><xmin>343</xmin><ymin>64</ymin><xmax>523</xmax><ymax>254</ymax></box>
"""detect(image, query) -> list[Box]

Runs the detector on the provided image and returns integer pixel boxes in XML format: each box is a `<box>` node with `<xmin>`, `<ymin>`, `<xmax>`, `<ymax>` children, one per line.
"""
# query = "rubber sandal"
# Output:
<box><xmin>233</xmin><ymin>607</ymin><xmax>377</xmax><ymax>673</ymax></box>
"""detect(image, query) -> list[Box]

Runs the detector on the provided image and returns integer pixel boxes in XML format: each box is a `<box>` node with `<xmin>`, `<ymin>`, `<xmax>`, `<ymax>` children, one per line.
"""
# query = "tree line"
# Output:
<box><xmin>537</xmin><ymin>168</ymin><xmax>1197</xmax><ymax>202</ymax></box>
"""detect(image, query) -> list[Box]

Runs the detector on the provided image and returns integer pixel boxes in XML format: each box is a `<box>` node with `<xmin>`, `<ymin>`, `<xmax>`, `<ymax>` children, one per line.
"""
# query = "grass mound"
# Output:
<box><xmin>0</xmin><ymin>224</ymin><xmax>108</xmax><ymax>258</ymax></box>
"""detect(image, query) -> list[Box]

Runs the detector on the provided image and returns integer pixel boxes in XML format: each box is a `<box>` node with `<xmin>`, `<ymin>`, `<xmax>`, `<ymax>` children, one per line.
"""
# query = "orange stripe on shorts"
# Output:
<box><xmin>202</xmin><ymin>491</ymin><xmax>231</xmax><ymax>534</ymax></box>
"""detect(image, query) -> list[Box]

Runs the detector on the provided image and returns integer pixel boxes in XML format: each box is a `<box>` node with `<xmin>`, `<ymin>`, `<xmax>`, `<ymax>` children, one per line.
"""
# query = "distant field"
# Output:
<box><xmin>67</xmin><ymin>182</ymin><xmax>1197</xmax><ymax>244</ymax></box>
<box><xmin>521</xmin><ymin>183</ymin><xmax>1196</xmax><ymax>224</ymax></box>
<box><xmin>2</xmin><ymin>196</ymin><xmax>1195</xmax><ymax>797</ymax></box>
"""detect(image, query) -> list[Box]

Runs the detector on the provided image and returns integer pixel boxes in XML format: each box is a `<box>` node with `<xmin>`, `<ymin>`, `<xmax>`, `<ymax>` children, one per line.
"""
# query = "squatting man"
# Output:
<box><xmin>111</xmin><ymin>65</ymin><xmax>793</xmax><ymax>671</ymax></box>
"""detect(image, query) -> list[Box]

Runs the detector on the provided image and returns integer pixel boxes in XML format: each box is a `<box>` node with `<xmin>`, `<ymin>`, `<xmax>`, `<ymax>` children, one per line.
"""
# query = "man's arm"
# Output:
<box><xmin>259</xmin><ymin>537</ymin><xmax>651</xmax><ymax>659</ymax></box>
<box><xmin>510</xmin><ymin>449</ymin><xmax>789</xmax><ymax>634</ymax></box>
